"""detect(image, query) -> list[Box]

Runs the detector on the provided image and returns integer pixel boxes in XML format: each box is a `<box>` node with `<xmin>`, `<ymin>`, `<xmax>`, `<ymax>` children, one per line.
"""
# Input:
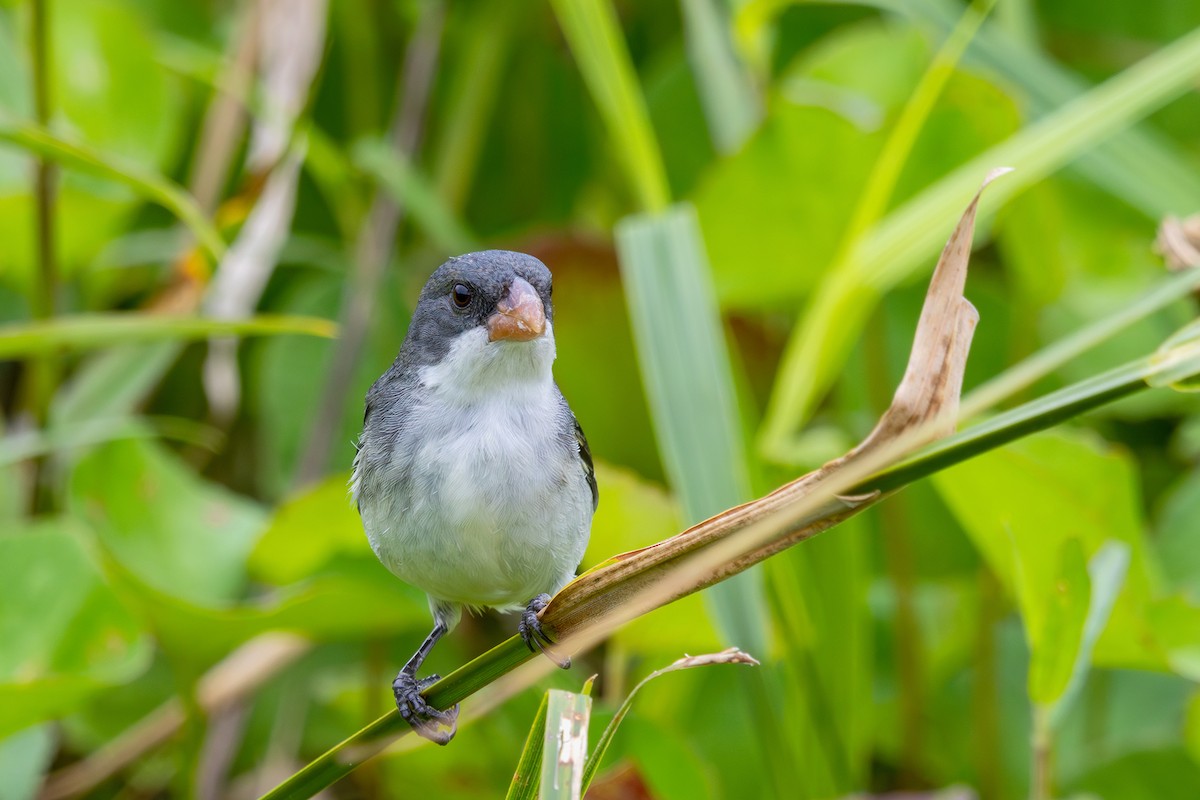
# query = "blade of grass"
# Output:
<box><xmin>539</xmin><ymin>690</ymin><xmax>591</xmax><ymax>800</ymax></box>
<box><xmin>351</xmin><ymin>138</ymin><xmax>479</xmax><ymax>253</ymax></box>
<box><xmin>874</xmin><ymin>0</ymin><xmax>1200</xmax><ymax>218</ymax></box>
<box><xmin>616</xmin><ymin>206</ymin><xmax>764</xmax><ymax>651</ymax></box>
<box><xmin>505</xmin><ymin>692</ymin><xmax>550</xmax><ymax>800</ymax></box>
<box><xmin>761</xmin><ymin>24</ymin><xmax>1200</xmax><ymax>458</ymax></box>
<box><xmin>0</xmin><ymin>417</ymin><xmax>221</xmax><ymax>467</ymax></box>
<box><xmin>679</xmin><ymin>0</ymin><xmax>761</xmax><ymax>153</ymax></box>
<box><xmin>549</xmin><ymin>0</ymin><xmax>670</xmax><ymax>213</ymax></box>
<box><xmin>758</xmin><ymin>0</ymin><xmax>993</xmax><ymax>455</ymax></box>
<box><xmin>0</xmin><ymin>119</ymin><xmax>226</xmax><ymax>262</ymax></box>
<box><xmin>0</xmin><ymin>314</ymin><xmax>335</xmax><ymax>359</ymax></box>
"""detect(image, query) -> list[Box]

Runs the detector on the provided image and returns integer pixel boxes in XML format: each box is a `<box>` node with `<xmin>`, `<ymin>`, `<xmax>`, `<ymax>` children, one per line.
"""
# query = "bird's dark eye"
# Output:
<box><xmin>451</xmin><ymin>283</ymin><xmax>473</xmax><ymax>309</ymax></box>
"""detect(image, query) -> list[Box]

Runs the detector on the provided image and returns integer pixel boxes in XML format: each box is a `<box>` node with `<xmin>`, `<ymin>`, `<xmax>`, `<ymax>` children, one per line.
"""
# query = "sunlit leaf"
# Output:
<box><xmin>0</xmin><ymin>313</ymin><xmax>335</xmax><ymax>359</ymax></box>
<box><xmin>0</xmin><ymin>520</ymin><xmax>151</xmax><ymax>738</ymax></box>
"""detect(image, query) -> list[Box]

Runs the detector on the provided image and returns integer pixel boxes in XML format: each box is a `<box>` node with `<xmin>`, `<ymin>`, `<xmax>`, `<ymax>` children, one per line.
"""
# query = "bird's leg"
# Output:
<box><xmin>392</xmin><ymin>621</ymin><xmax>459</xmax><ymax>745</ymax></box>
<box><xmin>519</xmin><ymin>593</ymin><xmax>571</xmax><ymax>669</ymax></box>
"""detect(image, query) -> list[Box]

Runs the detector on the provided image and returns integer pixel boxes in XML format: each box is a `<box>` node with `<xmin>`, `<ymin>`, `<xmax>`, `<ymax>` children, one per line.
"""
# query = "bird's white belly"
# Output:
<box><xmin>363</xmin><ymin>377</ymin><xmax>590</xmax><ymax>611</ymax></box>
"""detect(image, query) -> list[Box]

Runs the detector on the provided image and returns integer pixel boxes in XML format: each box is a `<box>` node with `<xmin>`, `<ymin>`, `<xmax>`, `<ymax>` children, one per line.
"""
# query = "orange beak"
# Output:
<box><xmin>487</xmin><ymin>277</ymin><xmax>546</xmax><ymax>342</ymax></box>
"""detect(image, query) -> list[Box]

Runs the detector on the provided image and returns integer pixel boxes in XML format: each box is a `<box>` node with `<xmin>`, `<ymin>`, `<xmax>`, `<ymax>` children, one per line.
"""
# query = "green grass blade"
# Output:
<box><xmin>679</xmin><ymin>0</ymin><xmax>761</xmax><ymax>153</ymax></box>
<box><xmin>961</xmin><ymin>268</ymin><xmax>1200</xmax><ymax>417</ymax></box>
<box><xmin>0</xmin><ymin>119</ymin><xmax>226</xmax><ymax>261</ymax></box>
<box><xmin>881</xmin><ymin>0</ymin><xmax>1200</xmax><ymax>218</ymax></box>
<box><xmin>352</xmin><ymin>137</ymin><xmax>479</xmax><ymax>254</ymax></box>
<box><xmin>539</xmin><ymin>690</ymin><xmax>592</xmax><ymax>800</ymax></box>
<box><xmin>506</xmin><ymin>691</ymin><xmax>551</xmax><ymax>800</ymax></box>
<box><xmin>0</xmin><ymin>417</ymin><xmax>221</xmax><ymax>467</ymax></box>
<box><xmin>0</xmin><ymin>314</ymin><xmax>335</xmax><ymax>359</ymax></box>
<box><xmin>616</xmin><ymin>204</ymin><xmax>764</xmax><ymax>652</ymax></box>
<box><xmin>761</xmin><ymin>24</ymin><xmax>1200</xmax><ymax>456</ymax></box>
<box><xmin>549</xmin><ymin>0</ymin><xmax>670</xmax><ymax>213</ymax></box>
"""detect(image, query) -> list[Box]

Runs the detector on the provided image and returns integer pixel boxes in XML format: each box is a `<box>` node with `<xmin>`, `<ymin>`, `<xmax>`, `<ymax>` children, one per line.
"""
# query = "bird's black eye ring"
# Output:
<box><xmin>451</xmin><ymin>283</ymin><xmax>473</xmax><ymax>309</ymax></box>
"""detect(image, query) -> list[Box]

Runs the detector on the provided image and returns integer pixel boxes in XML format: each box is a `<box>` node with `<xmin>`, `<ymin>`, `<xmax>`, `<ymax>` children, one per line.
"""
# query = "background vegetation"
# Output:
<box><xmin>2</xmin><ymin>0</ymin><xmax>1199</xmax><ymax>798</ymax></box>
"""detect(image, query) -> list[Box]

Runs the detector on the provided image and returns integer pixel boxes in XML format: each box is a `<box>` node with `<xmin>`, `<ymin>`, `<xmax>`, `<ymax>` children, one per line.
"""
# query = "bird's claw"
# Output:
<box><xmin>393</xmin><ymin>672</ymin><xmax>459</xmax><ymax>745</ymax></box>
<box><xmin>519</xmin><ymin>593</ymin><xmax>571</xmax><ymax>669</ymax></box>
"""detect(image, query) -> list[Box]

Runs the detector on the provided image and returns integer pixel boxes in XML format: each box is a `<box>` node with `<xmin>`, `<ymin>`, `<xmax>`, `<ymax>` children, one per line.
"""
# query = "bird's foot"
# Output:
<box><xmin>393</xmin><ymin>672</ymin><xmax>459</xmax><ymax>745</ymax></box>
<box><xmin>519</xmin><ymin>593</ymin><xmax>571</xmax><ymax>669</ymax></box>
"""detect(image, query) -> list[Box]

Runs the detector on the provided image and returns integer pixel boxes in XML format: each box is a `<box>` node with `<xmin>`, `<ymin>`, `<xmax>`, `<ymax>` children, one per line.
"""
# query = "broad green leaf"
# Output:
<box><xmin>249</xmin><ymin>472</ymin><xmax>367</xmax><ymax>586</ymax></box>
<box><xmin>1029</xmin><ymin>539</ymin><xmax>1130</xmax><ymax>729</ymax></box>
<box><xmin>615</xmin><ymin>204</ymin><xmax>764</xmax><ymax>654</ymax></box>
<box><xmin>695</xmin><ymin>20</ymin><xmax>1018</xmax><ymax>310</ymax></box>
<box><xmin>0</xmin><ymin>520</ymin><xmax>150</xmax><ymax>738</ymax></box>
<box><xmin>0</xmin><ymin>725</ymin><xmax>54</xmax><ymax>800</ymax></box>
<box><xmin>933</xmin><ymin>430</ymin><xmax>1158</xmax><ymax>670</ymax></box>
<box><xmin>1028</xmin><ymin>538</ymin><xmax>1090</xmax><ymax>707</ymax></box>
<box><xmin>1155</xmin><ymin>468</ymin><xmax>1200</xmax><ymax>597</ymax></box>
<box><xmin>539</xmin><ymin>690</ymin><xmax>591</xmax><ymax>800</ymax></box>
<box><xmin>819</xmin><ymin>0</ymin><xmax>1200</xmax><ymax>219</ymax></box>
<box><xmin>0</xmin><ymin>313</ymin><xmax>335</xmax><ymax>359</ymax></box>
<box><xmin>70</xmin><ymin>437</ymin><xmax>266</xmax><ymax>607</ymax></box>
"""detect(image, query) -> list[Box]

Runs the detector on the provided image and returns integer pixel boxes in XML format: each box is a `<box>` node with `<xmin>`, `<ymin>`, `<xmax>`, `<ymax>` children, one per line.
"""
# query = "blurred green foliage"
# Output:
<box><xmin>2</xmin><ymin>0</ymin><xmax>1199</xmax><ymax>798</ymax></box>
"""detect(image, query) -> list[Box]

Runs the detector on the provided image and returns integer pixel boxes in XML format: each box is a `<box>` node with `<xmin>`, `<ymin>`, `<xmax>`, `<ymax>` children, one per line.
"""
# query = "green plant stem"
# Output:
<box><xmin>27</xmin><ymin>0</ymin><xmax>58</xmax><ymax>513</ymax></box>
<box><xmin>259</xmin><ymin>343</ymin><xmax>1198</xmax><ymax>800</ymax></box>
<box><xmin>1031</xmin><ymin>708</ymin><xmax>1052</xmax><ymax>800</ymax></box>
<box><xmin>974</xmin><ymin>569</ymin><xmax>1003</xmax><ymax>800</ymax></box>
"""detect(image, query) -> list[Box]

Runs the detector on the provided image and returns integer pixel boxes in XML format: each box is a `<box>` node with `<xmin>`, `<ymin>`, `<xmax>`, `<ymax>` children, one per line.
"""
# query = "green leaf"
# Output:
<box><xmin>0</xmin><ymin>725</ymin><xmax>55</xmax><ymax>800</ymax></box>
<box><xmin>933</xmin><ymin>431</ymin><xmax>1155</xmax><ymax>670</ymax></box>
<box><xmin>0</xmin><ymin>416</ymin><xmax>219</xmax><ymax>468</ymax></box>
<box><xmin>762</xmin><ymin>21</ymin><xmax>1200</xmax><ymax>447</ymax></box>
<box><xmin>1028</xmin><ymin>539</ymin><xmax>1129</xmax><ymax>728</ymax></box>
<box><xmin>678</xmin><ymin>0</ymin><xmax>760</xmax><ymax>153</ymax></box>
<box><xmin>0</xmin><ymin>313</ymin><xmax>336</xmax><ymax>359</ymax></box>
<box><xmin>506</xmin><ymin>691</ymin><xmax>550</xmax><ymax>800</ymax></box>
<box><xmin>351</xmin><ymin>137</ymin><xmax>479</xmax><ymax>254</ymax></box>
<box><xmin>539</xmin><ymin>689</ymin><xmax>592</xmax><ymax>800</ymax></box>
<box><xmin>0</xmin><ymin>520</ymin><xmax>151</xmax><ymax>738</ymax></box>
<box><xmin>0</xmin><ymin>0</ymin><xmax>186</xmax><ymax>285</ymax></box>
<box><xmin>70</xmin><ymin>437</ymin><xmax>266</xmax><ymax>607</ymax></box>
<box><xmin>549</xmin><ymin>0</ymin><xmax>670</xmax><ymax>213</ymax></box>
<box><xmin>1028</xmin><ymin>539</ymin><xmax>1090</xmax><ymax>707</ymax></box>
<box><xmin>615</xmin><ymin>204</ymin><xmax>764</xmax><ymax>653</ymax></box>
<box><xmin>0</xmin><ymin>120</ymin><xmax>222</xmax><ymax>262</ymax></box>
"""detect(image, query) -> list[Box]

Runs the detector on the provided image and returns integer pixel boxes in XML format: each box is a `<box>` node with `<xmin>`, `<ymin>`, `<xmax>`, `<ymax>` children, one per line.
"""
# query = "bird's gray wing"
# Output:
<box><xmin>573</xmin><ymin>415</ymin><xmax>598</xmax><ymax>513</ymax></box>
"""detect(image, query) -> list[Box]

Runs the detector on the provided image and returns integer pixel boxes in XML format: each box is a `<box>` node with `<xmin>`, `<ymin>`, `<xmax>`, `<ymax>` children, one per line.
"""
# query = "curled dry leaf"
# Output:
<box><xmin>540</xmin><ymin>170</ymin><xmax>1010</xmax><ymax>648</ymax></box>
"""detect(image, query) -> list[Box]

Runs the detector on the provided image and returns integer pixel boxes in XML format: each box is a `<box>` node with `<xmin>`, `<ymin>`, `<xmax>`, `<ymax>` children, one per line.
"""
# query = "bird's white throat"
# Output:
<box><xmin>418</xmin><ymin>322</ymin><xmax>557</xmax><ymax>403</ymax></box>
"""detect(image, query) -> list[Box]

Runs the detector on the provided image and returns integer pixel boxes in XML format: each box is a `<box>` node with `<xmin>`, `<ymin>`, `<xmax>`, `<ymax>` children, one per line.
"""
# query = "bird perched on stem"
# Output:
<box><xmin>352</xmin><ymin>250</ymin><xmax>597</xmax><ymax>744</ymax></box>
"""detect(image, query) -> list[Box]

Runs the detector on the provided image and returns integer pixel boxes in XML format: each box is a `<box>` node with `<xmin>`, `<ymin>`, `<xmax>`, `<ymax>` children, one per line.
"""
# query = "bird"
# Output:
<box><xmin>352</xmin><ymin>250</ymin><xmax>597</xmax><ymax>744</ymax></box>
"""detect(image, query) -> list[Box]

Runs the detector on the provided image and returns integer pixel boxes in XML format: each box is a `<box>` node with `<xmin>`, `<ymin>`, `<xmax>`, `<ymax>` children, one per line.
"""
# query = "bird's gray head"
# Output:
<box><xmin>400</xmin><ymin>250</ymin><xmax>558</xmax><ymax>390</ymax></box>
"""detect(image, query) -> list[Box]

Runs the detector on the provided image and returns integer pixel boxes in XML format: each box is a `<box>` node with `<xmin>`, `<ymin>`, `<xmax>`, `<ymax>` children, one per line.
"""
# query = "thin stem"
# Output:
<box><xmin>974</xmin><ymin>570</ymin><xmax>1003</xmax><ymax>800</ymax></box>
<box><xmin>26</xmin><ymin>0</ymin><xmax>59</xmax><ymax>513</ymax></box>
<box><xmin>1031</xmin><ymin>708</ymin><xmax>1052</xmax><ymax>800</ymax></box>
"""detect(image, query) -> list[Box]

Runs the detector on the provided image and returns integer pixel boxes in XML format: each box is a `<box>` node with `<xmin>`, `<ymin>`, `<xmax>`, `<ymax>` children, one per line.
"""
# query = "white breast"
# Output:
<box><xmin>357</xmin><ymin>323</ymin><xmax>592</xmax><ymax>613</ymax></box>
